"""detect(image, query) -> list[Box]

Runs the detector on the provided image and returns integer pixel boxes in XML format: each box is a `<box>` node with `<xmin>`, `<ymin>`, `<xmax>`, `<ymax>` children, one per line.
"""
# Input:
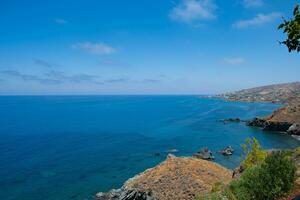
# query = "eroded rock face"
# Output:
<box><xmin>95</xmin><ymin>189</ymin><xmax>156</xmax><ymax>200</ymax></box>
<box><xmin>288</xmin><ymin>124</ymin><xmax>300</xmax><ymax>135</ymax></box>
<box><xmin>96</xmin><ymin>155</ymin><xmax>232</xmax><ymax>200</ymax></box>
<box><xmin>246</xmin><ymin>117</ymin><xmax>268</xmax><ymax>128</ymax></box>
<box><xmin>263</xmin><ymin>121</ymin><xmax>293</xmax><ymax>132</ymax></box>
<box><xmin>246</xmin><ymin>117</ymin><xmax>293</xmax><ymax>132</ymax></box>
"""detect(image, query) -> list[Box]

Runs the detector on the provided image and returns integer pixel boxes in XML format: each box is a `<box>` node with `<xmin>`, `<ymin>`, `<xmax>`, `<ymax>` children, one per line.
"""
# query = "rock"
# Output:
<box><xmin>166</xmin><ymin>149</ymin><xmax>178</xmax><ymax>153</ymax></box>
<box><xmin>219</xmin><ymin>118</ymin><xmax>244</xmax><ymax>124</ymax></box>
<box><xmin>246</xmin><ymin>117</ymin><xmax>266</xmax><ymax>127</ymax></box>
<box><xmin>95</xmin><ymin>189</ymin><xmax>155</xmax><ymax>200</ymax></box>
<box><xmin>219</xmin><ymin>146</ymin><xmax>234</xmax><ymax>156</ymax></box>
<box><xmin>193</xmin><ymin>148</ymin><xmax>215</xmax><ymax>160</ymax></box>
<box><xmin>95</xmin><ymin>189</ymin><xmax>122</xmax><ymax>200</ymax></box>
<box><xmin>223</xmin><ymin>118</ymin><xmax>241</xmax><ymax>123</ymax></box>
<box><xmin>153</xmin><ymin>153</ymin><xmax>161</xmax><ymax>157</ymax></box>
<box><xmin>246</xmin><ymin>117</ymin><xmax>292</xmax><ymax>132</ymax></box>
<box><xmin>288</xmin><ymin>123</ymin><xmax>300</xmax><ymax>135</ymax></box>
<box><xmin>263</xmin><ymin>121</ymin><xmax>292</xmax><ymax>132</ymax></box>
<box><xmin>232</xmin><ymin>165</ymin><xmax>245</xmax><ymax>179</ymax></box>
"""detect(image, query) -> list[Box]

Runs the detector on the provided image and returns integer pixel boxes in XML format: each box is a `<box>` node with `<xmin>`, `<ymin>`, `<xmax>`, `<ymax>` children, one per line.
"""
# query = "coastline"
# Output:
<box><xmin>94</xmin><ymin>85</ymin><xmax>300</xmax><ymax>199</ymax></box>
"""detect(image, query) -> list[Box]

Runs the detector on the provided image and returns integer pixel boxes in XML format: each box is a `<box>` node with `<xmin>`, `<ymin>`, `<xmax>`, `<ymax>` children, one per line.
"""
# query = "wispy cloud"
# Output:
<box><xmin>72</xmin><ymin>42</ymin><xmax>116</xmax><ymax>55</ymax></box>
<box><xmin>44</xmin><ymin>70</ymin><xmax>102</xmax><ymax>84</ymax></box>
<box><xmin>233</xmin><ymin>12</ymin><xmax>281</xmax><ymax>28</ymax></box>
<box><xmin>142</xmin><ymin>79</ymin><xmax>162</xmax><ymax>83</ymax></box>
<box><xmin>1</xmin><ymin>70</ymin><xmax>61</xmax><ymax>84</ymax></box>
<box><xmin>169</xmin><ymin>0</ymin><xmax>216</xmax><ymax>24</ymax></box>
<box><xmin>1</xmin><ymin>70</ymin><xmax>103</xmax><ymax>85</ymax></box>
<box><xmin>54</xmin><ymin>18</ymin><xmax>68</xmax><ymax>24</ymax></box>
<box><xmin>1</xmin><ymin>70</ymin><xmax>164</xmax><ymax>86</ymax></box>
<box><xmin>243</xmin><ymin>0</ymin><xmax>264</xmax><ymax>8</ymax></box>
<box><xmin>223</xmin><ymin>57</ymin><xmax>245</xmax><ymax>65</ymax></box>
<box><xmin>34</xmin><ymin>59</ymin><xmax>59</xmax><ymax>68</ymax></box>
<box><xmin>104</xmin><ymin>78</ymin><xmax>130</xmax><ymax>83</ymax></box>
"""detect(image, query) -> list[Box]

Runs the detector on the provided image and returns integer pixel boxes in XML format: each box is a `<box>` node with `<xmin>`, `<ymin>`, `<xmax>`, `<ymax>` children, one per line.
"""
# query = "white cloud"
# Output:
<box><xmin>169</xmin><ymin>0</ymin><xmax>216</xmax><ymax>24</ymax></box>
<box><xmin>243</xmin><ymin>0</ymin><xmax>264</xmax><ymax>8</ymax></box>
<box><xmin>233</xmin><ymin>12</ymin><xmax>281</xmax><ymax>28</ymax></box>
<box><xmin>223</xmin><ymin>57</ymin><xmax>245</xmax><ymax>65</ymax></box>
<box><xmin>72</xmin><ymin>42</ymin><xmax>116</xmax><ymax>55</ymax></box>
<box><xmin>54</xmin><ymin>18</ymin><xmax>68</xmax><ymax>24</ymax></box>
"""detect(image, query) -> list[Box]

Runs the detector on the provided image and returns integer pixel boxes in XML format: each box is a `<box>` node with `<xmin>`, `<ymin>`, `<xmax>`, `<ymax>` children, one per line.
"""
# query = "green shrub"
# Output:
<box><xmin>195</xmin><ymin>193</ymin><xmax>225</xmax><ymax>200</ymax></box>
<box><xmin>241</xmin><ymin>138</ymin><xmax>267</xmax><ymax>169</ymax></box>
<box><xmin>230</xmin><ymin>151</ymin><xmax>297</xmax><ymax>200</ymax></box>
<box><xmin>258</xmin><ymin>151</ymin><xmax>297</xmax><ymax>199</ymax></box>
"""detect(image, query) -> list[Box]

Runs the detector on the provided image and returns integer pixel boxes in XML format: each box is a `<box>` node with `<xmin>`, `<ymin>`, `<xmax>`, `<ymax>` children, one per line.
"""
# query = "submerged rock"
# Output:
<box><xmin>220</xmin><ymin>118</ymin><xmax>242</xmax><ymax>124</ymax></box>
<box><xmin>152</xmin><ymin>153</ymin><xmax>161</xmax><ymax>157</ymax></box>
<box><xmin>219</xmin><ymin>146</ymin><xmax>234</xmax><ymax>156</ymax></box>
<box><xmin>166</xmin><ymin>149</ymin><xmax>178</xmax><ymax>153</ymax></box>
<box><xmin>193</xmin><ymin>148</ymin><xmax>215</xmax><ymax>160</ymax></box>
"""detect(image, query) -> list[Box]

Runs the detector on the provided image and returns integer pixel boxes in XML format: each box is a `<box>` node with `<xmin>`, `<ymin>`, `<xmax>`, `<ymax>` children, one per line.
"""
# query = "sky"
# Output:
<box><xmin>0</xmin><ymin>0</ymin><xmax>299</xmax><ymax>95</ymax></box>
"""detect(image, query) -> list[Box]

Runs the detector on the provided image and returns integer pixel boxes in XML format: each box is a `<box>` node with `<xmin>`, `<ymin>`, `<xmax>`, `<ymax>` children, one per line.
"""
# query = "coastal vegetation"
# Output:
<box><xmin>241</xmin><ymin>138</ymin><xmax>267</xmax><ymax>169</ymax></box>
<box><xmin>196</xmin><ymin>138</ymin><xmax>298</xmax><ymax>200</ymax></box>
<box><xmin>97</xmin><ymin>137</ymin><xmax>299</xmax><ymax>200</ymax></box>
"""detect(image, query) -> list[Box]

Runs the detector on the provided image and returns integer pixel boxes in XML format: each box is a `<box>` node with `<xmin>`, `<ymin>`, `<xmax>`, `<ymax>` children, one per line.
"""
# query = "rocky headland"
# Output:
<box><xmin>218</xmin><ymin>82</ymin><xmax>300</xmax><ymax>136</ymax></box>
<box><xmin>96</xmin><ymin>154</ymin><xmax>232</xmax><ymax>200</ymax></box>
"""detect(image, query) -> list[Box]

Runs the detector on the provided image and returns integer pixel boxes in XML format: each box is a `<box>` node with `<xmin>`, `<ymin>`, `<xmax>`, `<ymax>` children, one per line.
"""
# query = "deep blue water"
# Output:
<box><xmin>0</xmin><ymin>95</ymin><xmax>299</xmax><ymax>200</ymax></box>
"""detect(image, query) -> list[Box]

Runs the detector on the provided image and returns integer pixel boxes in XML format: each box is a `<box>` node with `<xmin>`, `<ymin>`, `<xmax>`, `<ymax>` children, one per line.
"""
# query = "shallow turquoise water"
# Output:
<box><xmin>0</xmin><ymin>96</ymin><xmax>299</xmax><ymax>200</ymax></box>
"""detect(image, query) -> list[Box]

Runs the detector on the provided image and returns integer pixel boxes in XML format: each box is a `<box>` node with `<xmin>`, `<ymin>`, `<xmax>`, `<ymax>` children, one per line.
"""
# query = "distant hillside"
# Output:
<box><xmin>218</xmin><ymin>82</ymin><xmax>300</xmax><ymax>135</ymax></box>
<box><xmin>218</xmin><ymin>82</ymin><xmax>300</xmax><ymax>104</ymax></box>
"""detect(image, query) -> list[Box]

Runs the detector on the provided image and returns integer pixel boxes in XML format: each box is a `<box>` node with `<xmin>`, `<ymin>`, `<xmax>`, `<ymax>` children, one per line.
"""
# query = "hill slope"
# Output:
<box><xmin>219</xmin><ymin>82</ymin><xmax>300</xmax><ymax>104</ymax></box>
<box><xmin>96</xmin><ymin>155</ymin><xmax>232</xmax><ymax>200</ymax></box>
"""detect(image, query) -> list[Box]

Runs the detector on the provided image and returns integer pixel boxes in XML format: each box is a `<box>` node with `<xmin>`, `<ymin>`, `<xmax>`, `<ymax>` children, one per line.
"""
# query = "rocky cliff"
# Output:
<box><xmin>246</xmin><ymin>102</ymin><xmax>300</xmax><ymax>135</ymax></box>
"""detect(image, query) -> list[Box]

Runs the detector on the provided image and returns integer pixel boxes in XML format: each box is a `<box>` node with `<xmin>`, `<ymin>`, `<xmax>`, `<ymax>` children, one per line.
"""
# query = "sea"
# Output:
<box><xmin>0</xmin><ymin>95</ymin><xmax>299</xmax><ymax>200</ymax></box>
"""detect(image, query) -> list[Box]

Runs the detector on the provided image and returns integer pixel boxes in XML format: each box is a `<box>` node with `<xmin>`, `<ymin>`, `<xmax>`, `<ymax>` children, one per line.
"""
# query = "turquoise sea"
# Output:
<box><xmin>0</xmin><ymin>96</ymin><xmax>299</xmax><ymax>200</ymax></box>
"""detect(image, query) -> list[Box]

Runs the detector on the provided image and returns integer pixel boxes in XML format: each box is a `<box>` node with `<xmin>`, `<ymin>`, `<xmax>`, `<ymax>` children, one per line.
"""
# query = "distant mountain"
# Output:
<box><xmin>218</xmin><ymin>82</ymin><xmax>300</xmax><ymax>104</ymax></box>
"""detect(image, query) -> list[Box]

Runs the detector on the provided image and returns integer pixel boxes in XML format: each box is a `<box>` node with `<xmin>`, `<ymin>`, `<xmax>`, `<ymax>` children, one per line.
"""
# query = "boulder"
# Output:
<box><xmin>193</xmin><ymin>148</ymin><xmax>215</xmax><ymax>160</ymax></box>
<box><xmin>95</xmin><ymin>189</ymin><xmax>155</xmax><ymax>200</ymax></box>
<box><xmin>288</xmin><ymin>124</ymin><xmax>300</xmax><ymax>135</ymax></box>
<box><xmin>219</xmin><ymin>146</ymin><xmax>234</xmax><ymax>156</ymax></box>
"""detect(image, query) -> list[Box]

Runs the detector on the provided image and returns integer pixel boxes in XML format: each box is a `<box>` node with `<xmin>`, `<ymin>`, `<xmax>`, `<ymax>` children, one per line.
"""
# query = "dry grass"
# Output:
<box><xmin>124</xmin><ymin>155</ymin><xmax>232</xmax><ymax>200</ymax></box>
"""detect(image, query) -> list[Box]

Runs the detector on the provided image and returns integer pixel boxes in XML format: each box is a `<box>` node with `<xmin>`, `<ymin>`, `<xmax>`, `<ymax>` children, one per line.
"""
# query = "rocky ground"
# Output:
<box><xmin>96</xmin><ymin>154</ymin><xmax>232</xmax><ymax>200</ymax></box>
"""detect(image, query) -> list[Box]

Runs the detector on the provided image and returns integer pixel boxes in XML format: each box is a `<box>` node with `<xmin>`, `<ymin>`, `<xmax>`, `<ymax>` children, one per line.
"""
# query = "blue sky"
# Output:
<box><xmin>0</xmin><ymin>0</ymin><xmax>299</xmax><ymax>95</ymax></box>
